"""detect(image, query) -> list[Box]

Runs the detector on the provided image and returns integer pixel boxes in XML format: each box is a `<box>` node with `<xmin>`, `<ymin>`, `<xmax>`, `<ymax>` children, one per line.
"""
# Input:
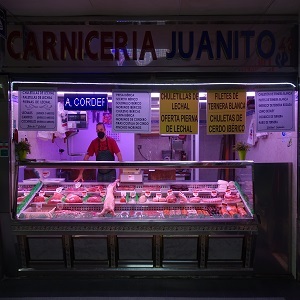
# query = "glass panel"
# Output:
<box><xmin>15</xmin><ymin>161</ymin><xmax>254</xmax><ymax>221</ymax></box>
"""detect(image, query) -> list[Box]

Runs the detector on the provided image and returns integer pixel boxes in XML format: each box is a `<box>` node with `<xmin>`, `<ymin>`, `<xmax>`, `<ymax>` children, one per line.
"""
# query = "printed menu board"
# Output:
<box><xmin>255</xmin><ymin>90</ymin><xmax>294</xmax><ymax>132</ymax></box>
<box><xmin>159</xmin><ymin>91</ymin><xmax>199</xmax><ymax>135</ymax></box>
<box><xmin>112</xmin><ymin>91</ymin><xmax>151</xmax><ymax>133</ymax></box>
<box><xmin>18</xmin><ymin>89</ymin><xmax>57</xmax><ymax>131</ymax></box>
<box><xmin>206</xmin><ymin>90</ymin><xmax>246</xmax><ymax>135</ymax></box>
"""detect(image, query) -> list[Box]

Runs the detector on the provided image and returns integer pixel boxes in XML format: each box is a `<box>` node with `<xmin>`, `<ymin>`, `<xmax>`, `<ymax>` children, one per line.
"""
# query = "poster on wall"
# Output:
<box><xmin>102</xmin><ymin>112</ymin><xmax>112</xmax><ymax>125</ymax></box>
<box><xmin>159</xmin><ymin>91</ymin><xmax>199</xmax><ymax>135</ymax></box>
<box><xmin>112</xmin><ymin>91</ymin><xmax>151</xmax><ymax>133</ymax></box>
<box><xmin>206</xmin><ymin>90</ymin><xmax>246</xmax><ymax>135</ymax></box>
<box><xmin>18</xmin><ymin>89</ymin><xmax>57</xmax><ymax>131</ymax></box>
<box><xmin>255</xmin><ymin>90</ymin><xmax>295</xmax><ymax>132</ymax></box>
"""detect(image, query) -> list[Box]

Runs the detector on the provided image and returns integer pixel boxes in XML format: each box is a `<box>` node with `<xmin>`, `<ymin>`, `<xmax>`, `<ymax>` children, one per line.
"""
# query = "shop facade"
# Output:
<box><xmin>0</xmin><ymin>16</ymin><xmax>299</xmax><ymax>279</ymax></box>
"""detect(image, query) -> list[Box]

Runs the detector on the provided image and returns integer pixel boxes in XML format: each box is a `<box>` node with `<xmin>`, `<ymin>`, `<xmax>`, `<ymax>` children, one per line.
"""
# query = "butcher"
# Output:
<box><xmin>74</xmin><ymin>122</ymin><xmax>123</xmax><ymax>182</ymax></box>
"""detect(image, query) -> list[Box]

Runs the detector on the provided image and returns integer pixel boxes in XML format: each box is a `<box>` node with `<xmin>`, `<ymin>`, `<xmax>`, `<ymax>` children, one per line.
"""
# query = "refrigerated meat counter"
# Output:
<box><xmin>16</xmin><ymin>180</ymin><xmax>252</xmax><ymax>220</ymax></box>
<box><xmin>10</xmin><ymin>160</ymin><xmax>258</xmax><ymax>277</ymax></box>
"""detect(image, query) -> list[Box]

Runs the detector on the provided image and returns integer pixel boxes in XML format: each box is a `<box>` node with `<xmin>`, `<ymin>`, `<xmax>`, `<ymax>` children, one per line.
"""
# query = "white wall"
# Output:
<box><xmin>12</xmin><ymin>102</ymin><xmax>135</xmax><ymax>164</ymax></box>
<box><xmin>236</xmin><ymin>98</ymin><xmax>298</xmax><ymax>278</ymax></box>
<box><xmin>66</xmin><ymin>111</ymin><xmax>134</xmax><ymax>162</ymax></box>
<box><xmin>238</xmin><ymin>112</ymin><xmax>297</xmax><ymax>163</ymax></box>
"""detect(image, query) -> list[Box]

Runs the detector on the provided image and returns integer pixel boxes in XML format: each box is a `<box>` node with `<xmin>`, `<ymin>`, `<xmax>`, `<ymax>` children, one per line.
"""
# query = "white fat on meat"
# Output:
<box><xmin>178</xmin><ymin>191</ymin><xmax>187</xmax><ymax>203</ymax></box>
<box><xmin>99</xmin><ymin>179</ymin><xmax>119</xmax><ymax>216</ymax></box>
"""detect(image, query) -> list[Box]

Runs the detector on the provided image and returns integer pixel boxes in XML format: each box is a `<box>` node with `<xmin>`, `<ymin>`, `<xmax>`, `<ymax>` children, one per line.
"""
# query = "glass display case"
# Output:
<box><xmin>14</xmin><ymin>160</ymin><xmax>254</xmax><ymax>222</ymax></box>
<box><xmin>11</xmin><ymin>160</ymin><xmax>257</xmax><ymax>276</ymax></box>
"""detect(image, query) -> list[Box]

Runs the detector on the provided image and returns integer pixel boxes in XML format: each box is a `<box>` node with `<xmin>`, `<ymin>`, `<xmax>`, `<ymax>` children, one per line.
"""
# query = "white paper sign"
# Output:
<box><xmin>18</xmin><ymin>89</ymin><xmax>57</xmax><ymax>131</ymax></box>
<box><xmin>112</xmin><ymin>91</ymin><xmax>151</xmax><ymax>133</ymax></box>
<box><xmin>255</xmin><ymin>90</ymin><xmax>294</xmax><ymax>132</ymax></box>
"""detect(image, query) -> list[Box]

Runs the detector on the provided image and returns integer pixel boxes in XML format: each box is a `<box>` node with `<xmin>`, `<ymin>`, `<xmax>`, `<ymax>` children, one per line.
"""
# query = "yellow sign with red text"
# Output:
<box><xmin>159</xmin><ymin>91</ymin><xmax>199</xmax><ymax>134</ymax></box>
<box><xmin>207</xmin><ymin>90</ymin><xmax>246</xmax><ymax>135</ymax></box>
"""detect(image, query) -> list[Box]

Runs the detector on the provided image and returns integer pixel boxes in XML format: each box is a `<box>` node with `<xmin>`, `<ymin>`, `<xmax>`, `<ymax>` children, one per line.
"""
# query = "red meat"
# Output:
<box><xmin>86</xmin><ymin>196</ymin><xmax>101</xmax><ymax>203</ymax></box>
<box><xmin>17</xmin><ymin>196</ymin><xmax>25</xmax><ymax>203</ymax></box>
<box><xmin>33</xmin><ymin>195</ymin><xmax>46</xmax><ymax>203</ymax></box>
<box><xmin>189</xmin><ymin>197</ymin><xmax>200</xmax><ymax>203</ymax></box>
<box><xmin>65</xmin><ymin>194</ymin><xmax>83</xmax><ymax>203</ymax></box>
<box><xmin>166</xmin><ymin>194</ymin><xmax>177</xmax><ymax>203</ymax></box>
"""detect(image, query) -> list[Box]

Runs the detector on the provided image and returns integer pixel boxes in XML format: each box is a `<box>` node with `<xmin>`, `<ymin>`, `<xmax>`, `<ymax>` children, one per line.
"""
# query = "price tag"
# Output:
<box><xmin>56</xmin><ymin>187</ymin><xmax>63</xmax><ymax>193</ymax></box>
<box><xmin>179</xmin><ymin>191</ymin><xmax>185</xmax><ymax>197</ymax></box>
<box><xmin>75</xmin><ymin>182</ymin><xmax>81</xmax><ymax>189</ymax></box>
<box><xmin>128</xmin><ymin>175</ymin><xmax>135</xmax><ymax>181</ymax></box>
<box><xmin>225</xmin><ymin>189</ymin><xmax>232</xmax><ymax>198</ymax></box>
<box><xmin>42</xmin><ymin>171</ymin><xmax>50</xmax><ymax>178</ymax></box>
<box><xmin>211</xmin><ymin>190</ymin><xmax>217</xmax><ymax>197</ymax></box>
<box><xmin>167</xmin><ymin>189</ymin><xmax>173</xmax><ymax>196</ymax></box>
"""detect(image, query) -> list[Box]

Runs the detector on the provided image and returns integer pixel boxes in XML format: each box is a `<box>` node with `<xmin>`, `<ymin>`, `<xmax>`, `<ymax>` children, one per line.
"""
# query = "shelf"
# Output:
<box><xmin>18</xmin><ymin>160</ymin><xmax>254</xmax><ymax>170</ymax></box>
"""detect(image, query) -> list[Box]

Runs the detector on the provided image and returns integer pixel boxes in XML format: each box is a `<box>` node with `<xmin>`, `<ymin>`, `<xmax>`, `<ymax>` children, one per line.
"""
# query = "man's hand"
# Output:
<box><xmin>74</xmin><ymin>174</ymin><xmax>84</xmax><ymax>182</ymax></box>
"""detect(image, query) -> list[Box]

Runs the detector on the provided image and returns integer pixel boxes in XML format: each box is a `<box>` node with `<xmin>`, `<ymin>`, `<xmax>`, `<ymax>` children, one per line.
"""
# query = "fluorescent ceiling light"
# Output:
<box><xmin>12</xmin><ymin>81</ymin><xmax>296</xmax><ymax>88</ymax></box>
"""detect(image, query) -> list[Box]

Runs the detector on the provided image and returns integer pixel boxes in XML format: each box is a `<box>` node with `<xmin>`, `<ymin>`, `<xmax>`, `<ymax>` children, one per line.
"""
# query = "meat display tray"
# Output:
<box><xmin>15</xmin><ymin>179</ymin><xmax>253</xmax><ymax>220</ymax></box>
<box><xmin>19</xmin><ymin>205</ymin><xmax>56</xmax><ymax>219</ymax></box>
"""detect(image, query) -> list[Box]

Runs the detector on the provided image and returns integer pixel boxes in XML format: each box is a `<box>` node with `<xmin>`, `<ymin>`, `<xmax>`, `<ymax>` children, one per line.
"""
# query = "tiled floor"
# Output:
<box><xmin>0</xmin><ymin>276</ymin><xmax>299</xmax><ymax>300</ymax></box>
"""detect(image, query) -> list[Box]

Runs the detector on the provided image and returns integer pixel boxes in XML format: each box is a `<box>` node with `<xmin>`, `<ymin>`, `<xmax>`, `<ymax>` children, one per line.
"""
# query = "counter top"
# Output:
<box><xmin>18</xmin><ymin>160</ymin><xmax>254</xmax><ymax>170</ymax></box>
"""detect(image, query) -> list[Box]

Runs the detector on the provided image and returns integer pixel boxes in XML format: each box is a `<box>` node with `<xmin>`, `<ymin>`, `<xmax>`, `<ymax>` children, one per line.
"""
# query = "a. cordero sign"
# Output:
<box><xmin>64</xmin><ymin>94</ymin><xmax>108</xmax><ymax>111</ymax></box>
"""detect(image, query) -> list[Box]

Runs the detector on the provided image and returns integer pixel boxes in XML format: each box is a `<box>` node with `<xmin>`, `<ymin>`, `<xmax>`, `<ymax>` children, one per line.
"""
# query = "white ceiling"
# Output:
<box><xmin>0</xmin><ymin>0</ymin><xmax>299</xmax><ymax>18</ymax></box>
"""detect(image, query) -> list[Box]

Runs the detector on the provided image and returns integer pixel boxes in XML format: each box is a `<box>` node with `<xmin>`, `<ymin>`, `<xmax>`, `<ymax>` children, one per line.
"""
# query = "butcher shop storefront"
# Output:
<box><xmin>0</xmin><ymin>16</ymin><xmax>298</xmax><ymax>279</ymax></box>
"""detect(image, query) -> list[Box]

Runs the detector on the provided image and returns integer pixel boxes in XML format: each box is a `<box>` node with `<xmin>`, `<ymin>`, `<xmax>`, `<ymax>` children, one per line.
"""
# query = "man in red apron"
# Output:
<box><xmin>75</xmin><ymin>122</ymin><xmax>123</xmax><ymax>182</ymax></box>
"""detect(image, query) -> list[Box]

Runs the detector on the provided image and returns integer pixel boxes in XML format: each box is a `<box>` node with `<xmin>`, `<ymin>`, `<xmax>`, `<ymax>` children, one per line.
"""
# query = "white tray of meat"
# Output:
<box><xmin>19</xmin><ymin>205</ymin><xmax>56</xmax><ymax>219</ymax></box>
<box><xmin>85</xmin><ymin>196</ymin><xmax>103</xmax><ymax>203</ymax></box>
<box><xmin>64</xmin><ymin>194</ymin><xmax>83</xmax><ymax>204</ymax></box>
<box><xmin>47</xmin><ymin>192</ymin><xmax>65</xmax><ymax>204</ymax></box>
<box><xmin>86</xmin><ymin>185</ymin><xmax>105</xmax><ymax>192</ymax></box>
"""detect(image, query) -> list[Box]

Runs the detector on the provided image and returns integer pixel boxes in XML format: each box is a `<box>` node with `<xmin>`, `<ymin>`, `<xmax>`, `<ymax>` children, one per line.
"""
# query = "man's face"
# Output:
<box><xmin>96</xmin><ymin>124</ymin><xmax>105</xmax><ymax>133</ymax></box>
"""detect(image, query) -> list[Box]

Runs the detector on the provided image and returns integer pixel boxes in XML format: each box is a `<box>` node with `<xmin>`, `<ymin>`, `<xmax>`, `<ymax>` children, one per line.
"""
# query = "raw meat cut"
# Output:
<box><xmin>17</xmin><ymin>196</ymin><xmax>25</xmax><ymax>203</ymax></box>
<box><xmin>33</xmin><ymin>195</ymin><xmax>46</xmax><ymax>203</ymax></box>
<box><xmin>166</xmin><ymin>194</ymin><xmax>177</xmax><ymax>203</ymax></box>
<box><xmin>178</xmin><ymin>191</ymin><xmax>187</xmax><ymax>203</ymax></box>
<box><xmin>189</xmin><ymin>196</ymin><xmax>200</xmax><ymax>203</ymax></box>
<box><xmin>99</xmin><ymin>179</ymin><xmax>119</xmax><ymax>216</ymax></box>
<box><xmin>47</xmin><ymin>192</ymin><xmax>64</xmax><ymax>204</ymax></box>
<box><xmin>65</xmin><ymin>194</ymin><xmax>83</xmax><ymax>203</ymax></box>
<box><xmin>138</xmin><ymin>194</ymin><xmax>147</xmax><ymax>203</ymax></box>
<box><xmin>86</xmin><ymin>196</ymin><xmax>101</xmax><ymax>203</ymax></box>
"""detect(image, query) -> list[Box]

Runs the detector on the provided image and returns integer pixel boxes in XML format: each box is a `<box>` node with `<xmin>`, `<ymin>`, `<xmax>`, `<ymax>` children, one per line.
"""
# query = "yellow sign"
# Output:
<box><xmin>207</xmin><ymin>90</ymin><xmax>246</xmax><ymax>135</ymax></box>
<box><xmin>160</xmin><ymin>91</ymin><xmax>199</xmax><ymax>134</ymax></box>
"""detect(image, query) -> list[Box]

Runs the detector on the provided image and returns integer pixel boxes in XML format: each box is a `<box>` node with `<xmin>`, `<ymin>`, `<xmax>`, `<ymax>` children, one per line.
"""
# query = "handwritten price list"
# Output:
<box><xmin>18</xmin><ymin>89</ymin><xmax>57</xmax><ymax>131</ymax></box>
<box><xmin>255</xmin><ymin>91</ymin><xmax>294</xmax><ymax>132</ymax></box>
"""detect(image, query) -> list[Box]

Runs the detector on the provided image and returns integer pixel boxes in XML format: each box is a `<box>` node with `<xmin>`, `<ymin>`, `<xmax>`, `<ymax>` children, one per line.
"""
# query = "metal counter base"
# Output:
<box><xmin>11</xmin><ymin>220</ymin><xmax>258</xmax><ymax>278</ymax></box>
